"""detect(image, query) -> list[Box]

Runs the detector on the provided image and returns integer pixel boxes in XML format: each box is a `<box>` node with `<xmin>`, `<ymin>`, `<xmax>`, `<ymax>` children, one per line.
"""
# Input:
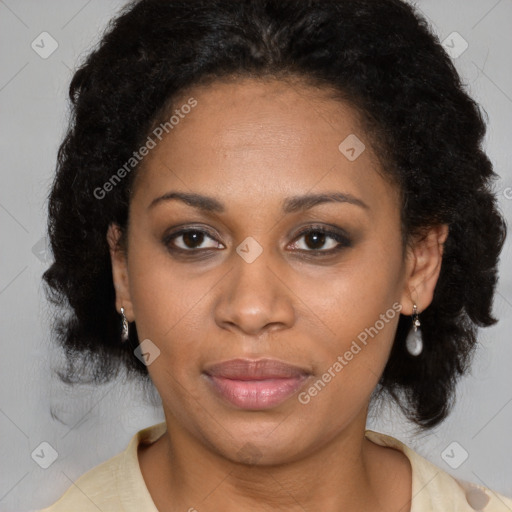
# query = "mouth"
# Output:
<box><xmin>203</xmin><ymin>358</ymin><xmax>311</xmax><ymax>410</ymax></box>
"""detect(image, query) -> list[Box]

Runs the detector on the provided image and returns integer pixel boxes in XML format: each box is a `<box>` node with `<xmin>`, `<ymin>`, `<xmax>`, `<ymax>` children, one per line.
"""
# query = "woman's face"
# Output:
<box><xmin>109</xmin><ymin>78</ymin><xmax>442</xmax><ymax>464</ymax></box>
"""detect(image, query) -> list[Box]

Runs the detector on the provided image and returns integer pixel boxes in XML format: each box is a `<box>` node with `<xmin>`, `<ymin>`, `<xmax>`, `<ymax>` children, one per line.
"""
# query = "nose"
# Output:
<box><xmin>213</xmin><ymin>245</ymin><xmax>296</xmax><ymax>337</ymax></box>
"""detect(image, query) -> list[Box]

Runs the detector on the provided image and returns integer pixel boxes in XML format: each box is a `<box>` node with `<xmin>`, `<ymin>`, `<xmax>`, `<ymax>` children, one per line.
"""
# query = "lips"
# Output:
<box><xmin>203</xmin><ymin>358</ymin><xmax>310</xmax><ymax>410</ymax></box>
<box><xmin>204</xmin><ymin>358</ymin><xmax>309</xmax><ymax>380</ymax></box>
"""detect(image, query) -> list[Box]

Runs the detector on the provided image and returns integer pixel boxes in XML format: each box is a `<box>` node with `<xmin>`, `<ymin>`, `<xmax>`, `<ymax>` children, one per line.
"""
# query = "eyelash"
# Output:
<box><xmin>162</xmin><ymin>225</ymin><xmax>352</xmax><ymax>257</ymax></box>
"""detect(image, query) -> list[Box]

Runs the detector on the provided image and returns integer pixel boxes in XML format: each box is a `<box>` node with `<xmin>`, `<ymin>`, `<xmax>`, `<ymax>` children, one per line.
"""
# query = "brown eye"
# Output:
<box><xmin>289</xmin><ymin>226</ymin><xmax>352</xmax><ymax>254</ymax></box>
<box><xmin>303</xmin><ymin>231</ymin><xmax>330</xmax><ymax>250</ymax></box>
<box><xmin>181</xmin><ymin>231</ymin><xmax>206</xmax><ymax>249</ymax></box>
<box><xmin>164</xmin><ymin>229</ymin><xmax>223</xmax><ymax>252</ymax></box>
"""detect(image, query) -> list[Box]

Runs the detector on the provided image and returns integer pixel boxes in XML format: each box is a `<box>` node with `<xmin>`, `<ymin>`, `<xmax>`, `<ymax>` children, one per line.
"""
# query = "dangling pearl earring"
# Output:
<box><xmin>120</xmin><ymin>307</ymin><xmax>129</xmax><ymax>343</ymax></box>
<box><xmin>406</xmin><ymin>304</ymin><xmax>423</xmax><ymax>356</ymax></box>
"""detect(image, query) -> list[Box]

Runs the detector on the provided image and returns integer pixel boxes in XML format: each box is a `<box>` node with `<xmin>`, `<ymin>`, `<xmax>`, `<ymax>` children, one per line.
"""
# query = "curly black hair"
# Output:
<box><xmin>43</xmin><ymin>0</ymin><xmax>507</xmax><ymax>430</ymax></box>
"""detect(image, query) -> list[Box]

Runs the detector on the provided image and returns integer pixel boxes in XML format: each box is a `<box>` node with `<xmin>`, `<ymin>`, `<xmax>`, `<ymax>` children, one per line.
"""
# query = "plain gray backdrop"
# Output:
<box><xmin>0</xmin><ymin>0</ymin><xmax>511</xmax><ymax>510</ymax></box>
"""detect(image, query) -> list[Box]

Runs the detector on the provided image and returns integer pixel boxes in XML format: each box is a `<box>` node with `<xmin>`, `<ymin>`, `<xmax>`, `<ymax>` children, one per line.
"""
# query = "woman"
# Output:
<box><xmin>39</xmin><ymin>0</ymin><xmax>511</xmax><ymax>510</ymax></box>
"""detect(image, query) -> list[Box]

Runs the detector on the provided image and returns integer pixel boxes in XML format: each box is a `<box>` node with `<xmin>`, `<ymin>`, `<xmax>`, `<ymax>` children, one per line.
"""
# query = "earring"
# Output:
<box><xmin>120</xmin><ymin>307</ymin><xmax>129</xmax><ymax>343</ymax></box>
<box><xmin>405</xmin><ymin>304</ymin><xmax>423</xmax><ymax>356</ymax></box>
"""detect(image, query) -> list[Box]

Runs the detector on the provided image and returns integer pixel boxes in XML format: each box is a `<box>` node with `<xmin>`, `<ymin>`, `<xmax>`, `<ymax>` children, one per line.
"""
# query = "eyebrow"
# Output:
<box><xmin>148</xmin><ymin>191</ymin><xmax>369</xmax><ymax>213</ymax></box>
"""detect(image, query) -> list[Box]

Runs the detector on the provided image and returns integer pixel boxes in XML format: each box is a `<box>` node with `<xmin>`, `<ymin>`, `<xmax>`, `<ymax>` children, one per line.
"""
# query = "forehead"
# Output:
<box><xmin>132</xmin><ymin>78</ymin><xmax>398</xmax><ymax>217</ymax></box>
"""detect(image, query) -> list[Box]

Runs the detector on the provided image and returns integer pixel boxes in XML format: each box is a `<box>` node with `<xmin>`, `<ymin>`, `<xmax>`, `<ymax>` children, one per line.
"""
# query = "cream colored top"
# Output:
<box><xmin>39</xmin><ymin>422</ymin><xmax>512</xmax><ymax>511</ymax></box>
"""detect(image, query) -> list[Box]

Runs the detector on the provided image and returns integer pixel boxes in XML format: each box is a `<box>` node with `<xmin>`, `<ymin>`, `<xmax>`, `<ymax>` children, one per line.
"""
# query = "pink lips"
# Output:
<box><xmin>203</xmin><ymin>358</ymin><xmax>310</xmax><ymax>410</ymax></box>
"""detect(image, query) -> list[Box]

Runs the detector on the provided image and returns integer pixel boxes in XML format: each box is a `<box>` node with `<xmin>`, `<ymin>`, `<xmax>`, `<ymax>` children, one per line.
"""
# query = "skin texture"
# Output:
<box><xmin>107</xmin><ymin>78</ymin><xmax>448</xmax><ymax>512</ymax></box>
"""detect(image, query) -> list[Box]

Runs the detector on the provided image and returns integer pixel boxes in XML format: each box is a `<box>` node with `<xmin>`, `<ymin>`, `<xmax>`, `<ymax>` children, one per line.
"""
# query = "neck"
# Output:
<box><xmin>138</xmin><ymin>410</ymin><xmax>410</xmax><ymax>512</ymax></box>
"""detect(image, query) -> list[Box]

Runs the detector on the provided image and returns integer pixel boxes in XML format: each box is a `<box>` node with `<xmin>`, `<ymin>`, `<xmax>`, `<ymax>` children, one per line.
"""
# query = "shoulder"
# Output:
<box><xmin>37</xmin><ymin>422</ymin><xmax>167</xmax><ymax>512</ymax></box>
<box><xmin>365</xmin><ymin>429</ymin><xmax>512</xmax><ymax>512</ymax></box>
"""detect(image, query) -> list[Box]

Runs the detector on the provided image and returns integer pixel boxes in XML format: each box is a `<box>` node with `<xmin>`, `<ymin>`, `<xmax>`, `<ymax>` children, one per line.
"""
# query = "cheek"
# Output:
<box><xmin>126</xmin><ymin>238</ymin><xmax>213</xmax><ymax>366</ymax></box>
<box><xmin>308</xmin><ymin>235</ymin><xmax>404</xmax><ymax>337</ymax></box>
<box><xmin>298</xmin><ymin>234</ymin><xmax>405</xmax><ymax>393</ymax></box>
<box><xmin>127</xmin><ymin>250</ymin><xmax>211</xmax><ymax>417</ymax></box>
<box><xmin>296</xmin><ymin>265</ymin><xmax>403</xmax><ymax>428</ymax></box>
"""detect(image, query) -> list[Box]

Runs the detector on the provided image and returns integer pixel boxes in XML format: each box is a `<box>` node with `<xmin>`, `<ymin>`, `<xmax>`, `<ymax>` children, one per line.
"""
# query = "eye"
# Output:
<box><xmin>289</xmin><ymin>226</ymin><xmax>352</xmax><ymax>254</ymax></box>
<box><xmin>163</xmin><ymin>224</ymin><xmax>352</xmax><ymax>257</ymax></box>
<box><xmin>164</xmin><ymin>228</ymin><xmax>223</xmax><ymax>252</ymax></box>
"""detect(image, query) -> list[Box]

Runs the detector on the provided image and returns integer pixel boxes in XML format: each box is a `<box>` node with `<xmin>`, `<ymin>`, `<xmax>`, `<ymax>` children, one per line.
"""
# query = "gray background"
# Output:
<box><xmin>0</xmin><ymin>0</ymin><xmax>511</xmax><ymax>510</ymax></box>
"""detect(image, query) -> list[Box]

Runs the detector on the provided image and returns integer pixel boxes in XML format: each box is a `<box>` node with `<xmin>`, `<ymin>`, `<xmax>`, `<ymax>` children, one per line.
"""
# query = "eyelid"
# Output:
<box><xmin>288</xmin><ymin>224</ymin><xmax>352</xmax><ymax>251</ymax></box>
<box><xmin>162</xmin><ymin>225</ymin><xmax>224</xmax><ymax>251</ymax></box>
<box><xmin>291</xmin><ymin>223</ymin><xmax>351</xmax><ymax>239</ymax></box>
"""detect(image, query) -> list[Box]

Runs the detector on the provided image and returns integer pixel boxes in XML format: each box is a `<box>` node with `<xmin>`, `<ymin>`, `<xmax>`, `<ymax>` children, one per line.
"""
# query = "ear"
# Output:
<box><xmin>400</xmin><ymin>224</ymin><xmax>449</xmax><ymax>315</ymax></box>
<box><xmin>107</xmin><ymin>223</ymin><xmax>134</xmax><ymax>321</ymax></box>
